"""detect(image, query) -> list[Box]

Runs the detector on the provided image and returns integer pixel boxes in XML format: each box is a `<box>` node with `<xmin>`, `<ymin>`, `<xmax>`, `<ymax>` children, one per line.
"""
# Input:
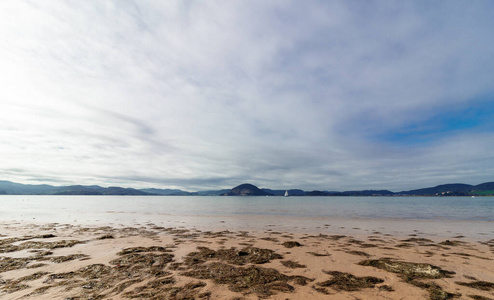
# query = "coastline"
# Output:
<box><xmin>3</xmin><ymin>212</ymin><xmax>493</xmax><ymax>241</ymax></box>
<box><xmin>1</xmin><ymin>221</ymin><xmax>493</xmax><ymax>299</ymax></box>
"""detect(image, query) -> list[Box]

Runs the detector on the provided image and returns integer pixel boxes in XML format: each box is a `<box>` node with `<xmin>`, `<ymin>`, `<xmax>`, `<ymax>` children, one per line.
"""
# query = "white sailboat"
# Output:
<box><xmin>284</xmin><ymin>190</ymin><xmax>289</xmax><ymax>197</ymax></box>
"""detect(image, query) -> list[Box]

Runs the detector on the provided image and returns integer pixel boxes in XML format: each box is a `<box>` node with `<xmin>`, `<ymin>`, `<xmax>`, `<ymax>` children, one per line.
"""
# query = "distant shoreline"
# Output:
<box><xmin>1</xmin><ymin>180</ymin><xmax>494</xmax><ymax>196</ymax></box>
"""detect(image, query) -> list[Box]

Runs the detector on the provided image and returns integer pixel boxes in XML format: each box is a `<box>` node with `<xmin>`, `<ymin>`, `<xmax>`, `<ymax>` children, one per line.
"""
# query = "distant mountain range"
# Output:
<box><xmin>0</xmin><ymin>180</ymin><xmax>493</xmax><ymax>196</ymax></box>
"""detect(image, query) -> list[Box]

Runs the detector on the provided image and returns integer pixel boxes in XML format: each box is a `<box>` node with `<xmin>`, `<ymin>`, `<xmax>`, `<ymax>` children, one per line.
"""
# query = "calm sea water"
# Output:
<box><xmin>1</xmin><ymin>196</ymin><xmax>493</xmax><ymax>238</ymax></box>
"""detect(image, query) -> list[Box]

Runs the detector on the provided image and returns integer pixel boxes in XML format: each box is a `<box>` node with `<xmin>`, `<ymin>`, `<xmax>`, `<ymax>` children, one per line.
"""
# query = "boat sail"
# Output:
<box><xmin>284</xmin><ymin>190</ymin><xmax>289</xmax><ymax>197</ymax></box>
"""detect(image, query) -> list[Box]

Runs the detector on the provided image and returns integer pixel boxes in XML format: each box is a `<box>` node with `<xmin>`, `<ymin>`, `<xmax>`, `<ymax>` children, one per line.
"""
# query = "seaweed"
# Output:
<box><xmin>402</xmin><ymin>238</ymin><xmax>435</xmax><ymax>245</ymax></box>
<box><xmin>17</xmin><ymin>271</ymin><xmax>50</xmax><ymax>282</ymax></box>
<box><xmin>312</xmin><ymin>286</ymin><xmax>332</xmax><ymax>294</ymax></box>
<box><xmin>280</xmin><ymin>260</ymin><xmax>306</xmax><ymax>269</ymax></box>
<box><xmin>369</xmin><ymin>238</ymin><xmax>387</xmax><ymax>243</ymax></box>
<box><xmin>180</xmin><ymin>244</ymin><xmax>311</xmax><ymax>298</ymax></box>
<box><xmin>317</xmin><ymin>270</ymin><xmax>384</xmax><ymax>291</ymax></box>
<box><xmin>184</xmin><ymin>246</ymin><xmax>283</xmax><ymax>266</ymax></box>
<box><xmin>25</xmin><ymin>285</ymin><xmax>52</xmax><ymax>296</ymax></box>
<box><xmin>468</xmin><ymin>295</ymin><xmax>494</xmax><ymax>300</ymax></box>
<box><xmin>0</xmin><ymin>271</ymin><xmax>50</xmax><ymax>294</ymax></box>
<box><xmin>181</xmin><ymin>262</ymin><xmax>310</xmax><ymax>298</ymax></box>
<box><xmin>27</xmin><ymin>263</ymin><xmax>47</xmax><ymax>269</ymax></box>
<box><xmin>43</xmin><ymin>246</ymin><xmax>176</xmax><ymax>299</ymax></box>
<box><xmin>24</xmin><ymin>240</ymin><xmax>84</xmax><ymax>249</ymax></box>
<box><xmin>0</xmin><ymin>236</ymin><xmax>34</xmax><ymax>246</ymax></box>
<box><xmin>455</xmin><ymin>281</ymin><xmax>494</xmax><ymax>291</ymax></box>
<box><xmin>359</xmin><ymin>243</ymin><xmax>378</xmax><ymax>248</ymax></box>
<box><xmin>291</xmin><ymin>275</ymin><xmax>313</xmax><ymax>286</ymax></box>
<box><xmin>117</xmin><ymin>246</ymin><xmax>171</xmax><ymax>255</ymax></box>
<box><xmin>236</xmin><ymin>231</ymin><xmax>251</xmax><ymax>238</ymax></box>
<box><xmin>202</xmin><ymin>230</ymin><xmax>232</xmax><ymax>238</ymax></box>
<box><xmin>358</xmin><ymin>259</ymin><xmax>455</xmax><ymax>279</ymax></box>
<box><xmin>259</xmin><ymin>237</ymin><xmax>278</xmax><ymax>242</ymax></box>
<box><xmin>327</xmin><ymin>235</ymin><xmax>347</xmax><ymax>241</ymax></box>
<box><xmin>0</xmin><ymin>257</ymin><xmax>31</xmax><ymax>273</ymax></box>
<box><xmin>378</xmin><ymin>284</ymin><xmax>394</xmax><ymax>291</ymax></box>
<box><xmin>451</xmin><ymin>253</ymin><xmax>493</xmax><ymax>260</ymax></box>
<box><xmin>35</xmin><ymin>234</ymin><xmax>57</xmax><ymax>239</ymax></box>
<box><xmin>407</xmin><ymin>280</ymin><xmax>460</xmax><ymax>300</ymax></box>
<box><xmin>0</xmin><ymin>282</ymin><xmax>30</xmax><ymax>293</ymax></box>
<box><xmin>38</xmin><ymin>254</ymin><xmax>90</xmax><ymax>263</ymax></box>
<box><xmin>0</xmin><ymin>239</ymin><xmax>84</xmax><ymax>253</ymax></box>
<box><xmin>345</xmin><ymin>250</ymin><xmax>371</xmax><ymax>257</ymax></box>
<box><xmin>422</xmin><ymin>251</ymin><xmax>436</xmax><ymax>257</ymax></box>
<box><xmin>439</xmin><ymin>240</ymin><xmax>466</xmax><ymax>246</ymax></box>
<box><xmin>109</xmin><ymin>278</ymin><xmax>142</xmax><ymax>294</ymax></box>
<box><xmin>282</xmin><ymin>241</ymin><xmax>303</xmax><ymax>248</ymax></box>
<box><xmin>307</xmin><ymin>251</ymin><xmax>330</xmax><ymax>257</ymax></box>
<box><xmin>121</xmin><ymin>277</ymin><xmax>176</xmax><ymax>298</ymax></box>
<box><xmin>358</xmin><ymin>258</ymin><xmax>461</xmax><ymax>299</ymax></box>
<box><xmin>168</xmin><ymin>262</ymin><xmax>185</xmax><ymax>271</ymax></box>
<box><xmin>110</xmin><ymin>252</ymin><xmax>174</xmax><ymax>276</ymax></box>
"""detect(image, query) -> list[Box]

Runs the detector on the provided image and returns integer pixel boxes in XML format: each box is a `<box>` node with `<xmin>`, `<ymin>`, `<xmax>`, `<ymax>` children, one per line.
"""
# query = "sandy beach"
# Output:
<box><xmin>0</xmin><ymin>222</ymin><xmax>492</xmax><ymax>300</ymax></box>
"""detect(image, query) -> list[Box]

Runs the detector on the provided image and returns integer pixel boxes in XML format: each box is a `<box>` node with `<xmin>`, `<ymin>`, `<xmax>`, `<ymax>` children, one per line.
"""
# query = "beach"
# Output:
<box><xmin>4</xmin><ymin>1</ymin><xmax>494</xmax><ymax>297</ymax></box>
<box><xmin>1</xmin><ymin>221</ymin><xmax>493</xmax><ymax>299</ymax></box>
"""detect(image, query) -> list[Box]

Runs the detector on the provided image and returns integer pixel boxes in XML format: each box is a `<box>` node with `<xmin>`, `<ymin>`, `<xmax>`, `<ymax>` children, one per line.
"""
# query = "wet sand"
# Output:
<box><xmin>0</xmin><ymin>222</ymin><xmax>493</xmax><ymax>299</ymax></box>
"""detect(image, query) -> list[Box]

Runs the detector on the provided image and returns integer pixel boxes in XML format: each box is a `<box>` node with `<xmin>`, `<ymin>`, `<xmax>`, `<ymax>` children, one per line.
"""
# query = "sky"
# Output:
<box><xmin>1</xmin><ymin>1</ymin><xmax>494</xmax><ymax>192</ymax></box>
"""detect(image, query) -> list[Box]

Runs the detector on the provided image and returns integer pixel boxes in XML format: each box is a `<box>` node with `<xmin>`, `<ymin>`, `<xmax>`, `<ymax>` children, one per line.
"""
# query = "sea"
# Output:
<box><xmin>1</xmin><ymin>195</ymin><xmax>493</xmax><ymax>239</ymax></box>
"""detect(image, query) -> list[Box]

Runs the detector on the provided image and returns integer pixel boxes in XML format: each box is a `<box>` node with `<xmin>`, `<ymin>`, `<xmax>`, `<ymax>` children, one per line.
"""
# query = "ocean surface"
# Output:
<box><xmin>1</xmin><ymin>195</ymin><xmax>493</xmax><ymax>239</ymax></box>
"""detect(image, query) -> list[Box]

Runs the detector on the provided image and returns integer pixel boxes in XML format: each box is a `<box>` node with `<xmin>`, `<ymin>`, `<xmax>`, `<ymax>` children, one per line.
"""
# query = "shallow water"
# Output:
<box><xmin>1</xmin><ymin>195</ymin><xmax>493</xmax><ymax>239</ymax></box>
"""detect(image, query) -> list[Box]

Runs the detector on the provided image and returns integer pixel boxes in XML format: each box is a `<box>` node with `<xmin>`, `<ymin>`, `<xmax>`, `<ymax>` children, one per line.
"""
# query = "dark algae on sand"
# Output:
<box><xmin>181</xmin><ymin>246</ymin><xmax>313</xmax><ymax>298</ymax></box>
<box><xmin>359</xmin><ymin>258</ymin><xmax>460</xmax><ymax>300</ymax></box>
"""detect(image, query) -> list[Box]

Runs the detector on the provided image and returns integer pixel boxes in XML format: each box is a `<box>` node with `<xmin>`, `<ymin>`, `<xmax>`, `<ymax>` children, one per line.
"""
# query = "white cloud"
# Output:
<box><xmin>1</xmin><ymin>0</ymin><xmax>493</xmax><ymax>191</ymax></box>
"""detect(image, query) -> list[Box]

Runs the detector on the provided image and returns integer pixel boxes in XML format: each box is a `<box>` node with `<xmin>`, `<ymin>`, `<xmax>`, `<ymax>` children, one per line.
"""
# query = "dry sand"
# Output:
<box><xmin>0</xmin><ymin>222</ymin><xmax>493</xmax><ymax>299</ymax></box>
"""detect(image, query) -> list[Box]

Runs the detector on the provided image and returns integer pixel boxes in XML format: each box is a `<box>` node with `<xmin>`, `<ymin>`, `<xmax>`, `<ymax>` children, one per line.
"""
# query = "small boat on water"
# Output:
<box><xmin>284</xmin><ymin>190</ymin><xmax>289</xmax><ymax>197</ymax></box>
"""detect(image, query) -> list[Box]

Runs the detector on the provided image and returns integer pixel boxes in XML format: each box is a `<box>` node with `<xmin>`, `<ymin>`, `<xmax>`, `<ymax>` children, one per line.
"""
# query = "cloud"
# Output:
<box><xmin>1</xmin><ymin>1</ymin><xmax>493</xmax><ymax>191</ymax></box>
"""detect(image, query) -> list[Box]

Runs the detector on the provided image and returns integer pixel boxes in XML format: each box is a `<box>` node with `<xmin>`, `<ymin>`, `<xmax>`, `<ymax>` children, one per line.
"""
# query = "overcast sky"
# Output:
<box><xmin>1</xmin><ymin>1</ymin><xmax>494</xmax><ymax>192</ymax></box>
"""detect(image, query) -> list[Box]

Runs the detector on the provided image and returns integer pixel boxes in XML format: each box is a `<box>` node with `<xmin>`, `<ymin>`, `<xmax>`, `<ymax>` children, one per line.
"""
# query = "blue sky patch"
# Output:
<box><xmin>376</xmin><ymin>96</ymin><xmax>494</xmax><ymax>145</ymax></box>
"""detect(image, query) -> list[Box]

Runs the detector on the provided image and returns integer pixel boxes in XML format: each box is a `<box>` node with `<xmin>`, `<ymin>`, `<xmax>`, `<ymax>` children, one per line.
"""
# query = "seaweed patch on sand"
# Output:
<box><xmin>282</xmin><ymin>241</ymin><xmax>303</xmax><ymax>248</ymax></box>
<box><xmin>0</xmin><ymin>236</ymin><xmax>84</xmax><ymax>253</ymax></box>
<box><xmin>408</xmin><ymin>281</ymin><xmax>460</xmax><ymax>300</ymax></box>
<box><xmin>32</xmin><ymin>246</ymin><xmax>176</xmax><ymax>299</ymax></box>
<box><xmin>122</xmin><ymin>278</ymin><xmax>211</xmax><ymax>299</ymax></box>
<box><xmin>345</xmin><ymin>250</ymin><xmax>371</xmax><ymax>257</ymax></box>
<box><xmin>307</xmin><ymin>251</ymin><xmax>331</xmax><ymax>257</ymax></box>
<box><xmin>467</xmin><ymin>295</ymin><xmax>494</xmax><ymax>300</ymax></box>
<box><xmin>359</xmin><ymin>259</ymin><xmax>460</xmax><ymax>299</ymax></box>
<box><xmin>455</xmin><ymin>280</ymin><xmax>494</xmax><ymax>291</ymax></box>
<box><xmin>358</xmin><ymin>259</ymin><xmax>455</xmax><ymax>279</ymax></box>
<box><xmin>183</xmin><ymin>246</ymin><xmax>283</xmax><ymax>266</ymax></box>
<box><xmin>0</xmin><ymin>223</ymin><xmax>492</xmax><ymax>299</ymax></box>
<box><xmin>0</xmin><ymin>271</ymin><xmax>50</xmax><ymax>294</ymax></box>
<box><xmin>180</xmin><ymin>245</ymin><xmax>312</xmax><ymax>297</ymax></box>
<box><xmin>280</xmin><ymin>260</ymin><xmax>306</xmax><ymax>269</ymax></box>
<box><xmin>314</xmin><ymin>270</ymin><xmax>384</xmax><ymax>292</ymax></box>
<box><xmin>181</xmin><ymin>262</ymin><xmax>311</xmax><ymax>298</ymax></box>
